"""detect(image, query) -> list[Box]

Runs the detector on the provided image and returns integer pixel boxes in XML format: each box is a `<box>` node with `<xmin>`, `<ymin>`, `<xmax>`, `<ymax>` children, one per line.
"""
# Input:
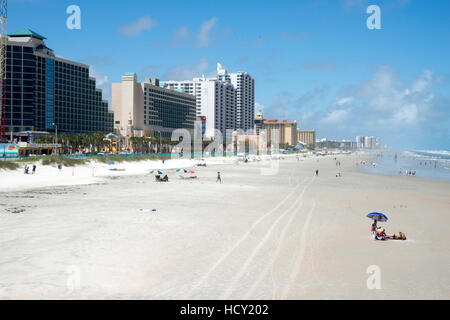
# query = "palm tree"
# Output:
<box><xmin>92</xmin><ymin>131</ymin><xmax>106</xmax><ymax>152</ymax></box>
<box><xmin>129</xmin><ymin>137</ymin><xmax>139</xmax><ymax>154</ymax></box>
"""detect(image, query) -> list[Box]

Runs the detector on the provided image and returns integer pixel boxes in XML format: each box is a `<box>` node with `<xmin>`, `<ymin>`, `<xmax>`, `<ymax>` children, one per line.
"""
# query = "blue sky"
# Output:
<box><xmin>9</xmin><ymin>0</ymin><xmax>450</xmax><ymax>149</ymax></box>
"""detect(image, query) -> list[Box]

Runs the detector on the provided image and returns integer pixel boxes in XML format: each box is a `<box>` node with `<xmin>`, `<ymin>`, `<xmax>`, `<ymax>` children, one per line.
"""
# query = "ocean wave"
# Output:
<box><xmin>410</xmin><ymin>150</ymin><xmax>450</xmax><ymax>160</ymax></box>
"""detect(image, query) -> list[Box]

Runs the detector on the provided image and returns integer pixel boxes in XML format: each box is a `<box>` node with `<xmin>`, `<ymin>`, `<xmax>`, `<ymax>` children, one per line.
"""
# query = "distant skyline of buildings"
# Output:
<box><xmin>1</xmin><ymin>28</ymin><xmax>376</xmax><ymax>150</ymax></box>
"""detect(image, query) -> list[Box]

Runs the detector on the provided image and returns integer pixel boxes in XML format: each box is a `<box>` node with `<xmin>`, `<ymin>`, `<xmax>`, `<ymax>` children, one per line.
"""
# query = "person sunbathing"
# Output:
<box><xmin>375</xmin><ymin>228</ymin><xmax>406</xmax><ymax>240</ymax></box>
<box><xmin>384</xmin><ymin>232</ymin><xmax>407</xmax><ymax>240</ymax></box>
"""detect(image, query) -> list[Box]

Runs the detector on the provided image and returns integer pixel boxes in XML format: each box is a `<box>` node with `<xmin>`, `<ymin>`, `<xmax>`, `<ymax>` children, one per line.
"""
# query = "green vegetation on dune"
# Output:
<box><xmin>41</xmin><ymin>157</ymin><xmax>88</xmax><ymax>167</ymax></box>
<box><xmin>0</xmin><ymin>161</ymin><xmax>20</xmax><ymax>170</ymax></box>
<box><xmin>0</xmin><ymin>154</ymin><xmax>175</xmax><ymax>171</ymax></box>
<box><xmin>96</xmin><ymin>155</ymin><xmax>172</xmax><ymax>164</ymax></box>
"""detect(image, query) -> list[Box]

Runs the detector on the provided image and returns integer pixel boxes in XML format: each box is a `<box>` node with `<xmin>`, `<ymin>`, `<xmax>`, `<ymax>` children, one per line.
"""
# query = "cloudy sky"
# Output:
<box><xmin>9</xmin><ymin>0</ymin><xmax>450</xmax><ymax>149</ymax></box>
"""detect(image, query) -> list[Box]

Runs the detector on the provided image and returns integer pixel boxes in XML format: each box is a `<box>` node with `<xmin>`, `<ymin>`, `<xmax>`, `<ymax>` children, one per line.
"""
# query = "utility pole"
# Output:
<box><xmin>0</xmin><ymin>0</ymin><xmax>7</xmax><ymax>142</ymax></box>
<box><xmin>53</xmin><ymin>123</ymin><xmax>58</xmax><ymax>155</ymax></box>
<box><xmin>157</xmin><ymin>130</ymin><xmax>162</xmax><ymax>154</ymax></box>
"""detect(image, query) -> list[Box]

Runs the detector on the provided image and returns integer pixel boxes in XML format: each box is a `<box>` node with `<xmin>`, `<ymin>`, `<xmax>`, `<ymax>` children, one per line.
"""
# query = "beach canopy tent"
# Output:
<box><xmin>105</xmin><ymin>133</ymin><xmax>118</xmax><ymax>139</ymax></box>
<box><xmin>366</xmin><ymin>212</ymin><xmax>389</xmax><ymax>222</ymax></box>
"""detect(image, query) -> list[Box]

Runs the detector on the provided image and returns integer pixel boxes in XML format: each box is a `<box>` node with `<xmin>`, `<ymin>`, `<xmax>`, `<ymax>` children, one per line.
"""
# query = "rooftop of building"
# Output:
<box><xmin>8</xmin><ymin>28</ymin><xmax>46</xmax><ymax>40</ymax></box>
<box><xmin>264</xmin><ymin>118</ymin><xmax>297</xmax><ymax>124</ymax></box>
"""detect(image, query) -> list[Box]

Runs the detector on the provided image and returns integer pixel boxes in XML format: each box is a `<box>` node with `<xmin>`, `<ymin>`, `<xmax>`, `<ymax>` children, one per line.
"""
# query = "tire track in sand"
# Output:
<box><xmin>220</xmin><ymin>178</ymin><xmax>314</xmax><ymax>300</ymax></box>
<box><xmin>186</xmin><ymin>177</ymin><xmax>304</xmax><ymax>299</ymax></box>
<box><xmin>242</xmin><ymin>179</ymin><xmax>314</xmax><ymax>299</ymax></box>
<box><xmin>280</xmin><ymin>200</ymin><xmax>316</xmax><ymax>299</ymax></box>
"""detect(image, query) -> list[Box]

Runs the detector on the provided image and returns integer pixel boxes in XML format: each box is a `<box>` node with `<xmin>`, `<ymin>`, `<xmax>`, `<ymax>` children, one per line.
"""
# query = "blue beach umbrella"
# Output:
<box><xmin>150</xmin><ymin>170</ymin><xmax>163</xmax><ymax>175</ymax></box>
<box><xmin>176</xmin><ymin>169</ymin><xmax>188</xmax><ymax>173</ymax></box>
<box><xmin>366</xmin><ymin>212</ymin><xmax>389</xmax><ymax>222</ymax></box>
<box><xmin>108</xmin><ymin>162</ymin><xmax>115</xmax><ymax>165</ymax></box>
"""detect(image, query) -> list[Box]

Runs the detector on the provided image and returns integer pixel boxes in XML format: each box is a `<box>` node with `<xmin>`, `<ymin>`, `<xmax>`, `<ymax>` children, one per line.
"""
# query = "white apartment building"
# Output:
<box><xmin>163</xmin><ymin>76</ymin><xmax>236</xmax><ymax>141</ymax></box>
<box><xmin>217</xmin><ymin>63</ymin><xmax>255</xmax><ymax>132</ymax></box>
<box><xmin>200</xmin><ymin>79</ymin><xmax>236</xmax><ymax>140</ymax></box>
<box><xmin>162</xmin><ymin>63</ymin><xmax>255</xmax><ymax>139</ymax></box>
<box><xmin>162</xmin><ymin>79</ymin><xmax>203</xmax><ymax>115</ymax></box>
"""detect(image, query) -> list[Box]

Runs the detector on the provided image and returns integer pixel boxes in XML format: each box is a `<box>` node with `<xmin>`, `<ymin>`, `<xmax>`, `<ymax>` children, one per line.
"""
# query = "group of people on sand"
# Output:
<box><xmin>371</xmin><ymin>221</ymin><xmax>406</xmax><ymax>241</ymax></box>
<box><xmin>155</xmin><ymin>175</ymin><xmax>169</xmax><ymax>182</ymax></box>
<box><xmin>23</xmin><ymin>164</ymin><xmax>36</xmax><ymax>175</ymax></box>
<box><xmin>399</xmin><ymin>168</ymin><xmax>416</xmax><ymax>176</ymax></box>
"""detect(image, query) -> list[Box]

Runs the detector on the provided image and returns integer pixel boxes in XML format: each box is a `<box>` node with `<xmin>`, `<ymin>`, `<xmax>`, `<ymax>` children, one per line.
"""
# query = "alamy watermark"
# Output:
<box><xmin>65</xmin><ymin>265</ymin><xmax>81</xmax><ymax>295</ymax></box>
<box><xmin>66</xmin><ymin>5</ymin><xmax>81</xmax><ymax>30</ymax></box>
<box><xmin>167</xmin><ymin>121</ymin><xmax>282</xmax><ymax>176</ymax></box>
<box><xmin>367</xmin><ymin>5</ymin><xmax>381</xmax><ymax>30</ymax></box>
<box><xmin>366</xmin><ymin>265</ymin><xmax>382</xmax><ymax>290</ymax></box>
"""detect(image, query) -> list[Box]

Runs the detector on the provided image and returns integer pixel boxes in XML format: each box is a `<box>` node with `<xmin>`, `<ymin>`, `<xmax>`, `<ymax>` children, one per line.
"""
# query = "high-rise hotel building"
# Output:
<box><xmin>164</xmin><ymin>76</ymin><xmax>236</xmax><ymax>140</ymax></box>
<box><xmin>163</xmin><ymin>63</ymin><xmax>255</xmax><ymax>140</ymax></box>
<box><xmin>2</xmin><ymin>28</ymin><xmax>113</xmax><ymax>136</ymax></box>
<box><xmin>112</xmin><ymin>74</ymin><xmax>196</xmax><ymax>139</ymax></box>
<box><xmin>217</xmin><ymin>64</ymin><xmax>255</xmax><ymax>132</ymax></box>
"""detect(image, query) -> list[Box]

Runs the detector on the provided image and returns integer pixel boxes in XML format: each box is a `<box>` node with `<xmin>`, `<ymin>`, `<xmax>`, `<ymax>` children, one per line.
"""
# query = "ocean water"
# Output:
<box><xmin>360</xmin><ymin>150</ymin><xmax>450</xmax><ymax>181</ymax></box>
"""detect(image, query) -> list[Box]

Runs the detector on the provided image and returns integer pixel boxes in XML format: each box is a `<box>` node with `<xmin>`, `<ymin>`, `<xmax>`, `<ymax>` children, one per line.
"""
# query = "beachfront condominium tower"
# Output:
<box><xmin>297</xmin><ymin>129</ymin><xmax>316</xmax><ymax>147</ymax></box>
<box><xmin>2</xmin><ymin>28</ymin><xmax>113</xmax><ymax>139</ymax></box>
<box><xmin>163</xmin><ymin>76</ymin><xmax>237</xmax><ymax>141</ymax></box>
<box><xmin>112</xmin><ymin>74</ymin><xmax>197</xmax><ymax>139</ymax></box>
<box><xmin>263</xmin><ymin>118</ymin><xmax>298</xmax><ymax>147</ymax></box>
<box><xmin>164</xmin><ymin>63</ymin><xmax>255</xmax><ymax>138</ymax></box>
<box><xmin>217</xmin><ymin>63</ymin><xmax>255</xmax><ymax>132</ymax></box>
<box><xmin>356</xmin><ymin>136</ymin><xmax>365</xmax><ymax>149</ymax></box>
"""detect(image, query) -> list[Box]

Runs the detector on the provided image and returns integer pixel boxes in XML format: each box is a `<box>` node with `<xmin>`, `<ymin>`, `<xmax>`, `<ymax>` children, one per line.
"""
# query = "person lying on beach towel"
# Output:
<box><xmin>374</xmin><ymin>228</ymin><xmax>407</xmax><ymax>240</ymax></box>
<box><xmin>383</xmin><ymin>232</ymin><xmax>407</xmax><ymax>240</ymax></box>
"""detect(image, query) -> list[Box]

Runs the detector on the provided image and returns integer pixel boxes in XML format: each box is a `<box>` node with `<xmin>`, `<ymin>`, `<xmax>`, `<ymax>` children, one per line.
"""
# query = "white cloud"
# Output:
<box><xmin>274</xmin><ymin>65</ymin><xmax>444</xmax><ymax>147</ymax></box>
<box><xmin>118</xmin><ymin>16</ymin><xmax>158</xmax><ymax>37</ymax></box>
<box><xmin>321</xmin><ymin>108</ymin><xmax>351</xmax><ymax>124</ymax></box>
<box><xmin>173</xmin><ymin>25</ymin><xmax>190</xmax><ymax>43</ymax></box>
<box><xmin>411</xmin><ymin>69</ymin><xmax>432</xmax><ymax>93</ymax></box>
<box><xmin>336</xmin><ymin>97</ymin><xmax>353</xmax><ymax>106</ymax></box>
<box><xmin>161</xmin><ymin>58</ymin><xmax>209</xmax><ymax>81</ymax></box>
<box><xmin>352</xmin><ymin>66</ymin><xmax>434</xmax><ymax>126</ymax></box>
<box><xmin>255</xmin><ymin>102</ymin><xmax>265</xmax><ymax>113</ymax></box>
<box><xmin>392</xmin><ymin>104</ymin><xmax>418</xmax><ymax>125</ymax></box>
<box><xmin>197</xmin><ymin>17</ymin><xmax>218</xmax><ymax>47</ymax></box>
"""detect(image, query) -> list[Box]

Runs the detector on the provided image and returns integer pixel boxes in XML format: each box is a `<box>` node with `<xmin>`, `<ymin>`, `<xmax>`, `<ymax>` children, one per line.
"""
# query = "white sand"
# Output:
<box><xmin>0</xmin><ymin>153</ymin><xmax>449</xmax><ymax>299</ymax></box>
<box><xmin>0</xmin><ymin>156</ymin><xmax>236</xmax><ymax>191</ymax></box>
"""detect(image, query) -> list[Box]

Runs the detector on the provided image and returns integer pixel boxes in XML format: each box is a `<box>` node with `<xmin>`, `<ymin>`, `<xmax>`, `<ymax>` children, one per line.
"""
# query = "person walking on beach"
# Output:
<box><xmin>216</xmin><ymin>172</ymin><xmax>222</xmax><ymax>184</ymax></box>
<box><xmin>32</xmin><ymin>165</ymin><xmax>36</xmax><ymax>174</ymax></box>
<box><xmin>315</xmin><ymin>169</ymin><xmax>319</xmax><ymax>177</ymax></box>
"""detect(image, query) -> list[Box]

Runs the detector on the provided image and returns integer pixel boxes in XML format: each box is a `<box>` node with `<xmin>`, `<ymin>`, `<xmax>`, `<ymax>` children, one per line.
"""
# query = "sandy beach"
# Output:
<box><xmin>0</xmin><ymin>153</ymin><xmax>449</xmax><ymax>300</ymax></box>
